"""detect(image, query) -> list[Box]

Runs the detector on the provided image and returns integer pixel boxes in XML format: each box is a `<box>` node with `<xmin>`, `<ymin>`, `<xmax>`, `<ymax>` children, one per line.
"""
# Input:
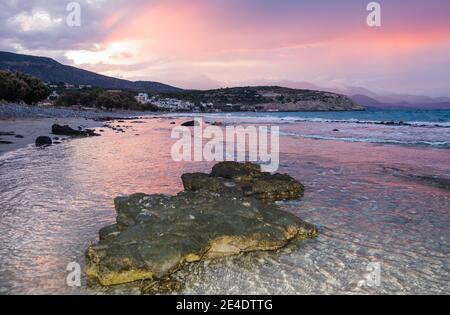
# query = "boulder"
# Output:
<box><xmin>35</xmin><ymin>136</ymin><xmax>52</xmax><ymax>147</ymax></box>
<box><xmin>183</xmin><ymin>162</ymin><xmax>305</xmax><ymax>201</ymax></box>
<box><xmin>52</xmin><ymin>124</ymin><xmax>100</xmax><ymax>137</ymax></box>
<box><xmin>181</xmin><ymin>120</ymin><xmax>200</xmax><ymax>127</ymax></box>
<box><xmin>86</xmin><ymin>191</ymin><xmax>317</xmax><ymax>287</ymax></box>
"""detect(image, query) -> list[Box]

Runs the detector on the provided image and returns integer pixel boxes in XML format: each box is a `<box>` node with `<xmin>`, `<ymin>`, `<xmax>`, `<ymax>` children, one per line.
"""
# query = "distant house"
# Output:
<box><xmin>135</xmin><ymin>93</ymin><xmax>149</xmax><ymax>104</ymax></box>
<box><xmin>151</xmin><ymin>97</ymin><xmax>194</xmax><ymax>111</ymax></box>
<box><xmin>47</xmin><ymin>91</ymin><xmax>59</xmax><ymax>101</ymax></box>
<box><xmin>78</xmin><ymin>84</ymin><xmax>92</xmax><ymax>89</ymax></box>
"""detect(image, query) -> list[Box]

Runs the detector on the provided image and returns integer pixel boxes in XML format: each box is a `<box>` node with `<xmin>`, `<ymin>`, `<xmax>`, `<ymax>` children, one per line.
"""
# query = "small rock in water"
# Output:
<box><xmin>52</xmin><ymin>124</ymin><xmax>100</xmax><ymax>137</ymax></box>
<box><xmin>0</xmin><ymin>131</ymin><xmax>15</xmax><ymax>136</ymax></box>
<box><xmin>0</xmin><ymin>140</ymin><xmax>13</xmax><ymax>144</ymax></box>
<box><xmin>15</xmin><ymin>135</ymin><xmax>24</xmax><ymax>138</ymax></box>
<box><xmin>35</xmin><ymin>136</ymin><xmax>52</xmax><ymax>147</ymax></box>
<box><xmin>181</xmin><ymin>120</ymin><xmax>200</xmax><ymax>127</ymax></box>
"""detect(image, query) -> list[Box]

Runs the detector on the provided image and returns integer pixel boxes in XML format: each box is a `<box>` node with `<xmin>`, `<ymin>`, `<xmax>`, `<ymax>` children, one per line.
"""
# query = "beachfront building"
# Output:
<box><xmin>150</xmin><ymin>97</ymin><xmax>195</xmax><ymax>111</ymax></box>
<box><xmin>135</xmin><ymin>93</ymin><xmax>149</xmax><ymax>104</ymax></box>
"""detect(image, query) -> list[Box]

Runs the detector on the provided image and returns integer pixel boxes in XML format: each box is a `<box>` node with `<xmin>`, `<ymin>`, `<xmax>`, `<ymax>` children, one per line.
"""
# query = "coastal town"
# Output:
<box><xmin>35</xmin><ymin>81</ymin><xmax>362</xmax><ymax>113</ymax></box>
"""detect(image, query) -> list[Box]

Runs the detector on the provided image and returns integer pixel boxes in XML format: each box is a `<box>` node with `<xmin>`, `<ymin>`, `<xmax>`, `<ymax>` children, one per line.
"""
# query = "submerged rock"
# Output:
<box><xmin>183</xmin><ymin>162</ymin><xmax>305</xmax><ymax>201</ymax></box>
<box><xmin>140</xmin><ymin>277</ymin><xmax>184</xmax><ymax>295</ymax></box>
<box><xmin>86</xmin><ymin>190</ymin><xmax>317</xmax><ymax>287</ymax></box>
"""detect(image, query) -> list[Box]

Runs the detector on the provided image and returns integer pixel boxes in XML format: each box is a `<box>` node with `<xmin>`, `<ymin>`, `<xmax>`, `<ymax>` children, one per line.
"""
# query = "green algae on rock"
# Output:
<box><xmin>182</xmin><ymin>162</ymin><xmax>305</xmax><ymax>201</ymax></box>
<box><xmin>86</xmin><ymin>191</ymin><xmax>317</xmax><ymax>286</ymax></box>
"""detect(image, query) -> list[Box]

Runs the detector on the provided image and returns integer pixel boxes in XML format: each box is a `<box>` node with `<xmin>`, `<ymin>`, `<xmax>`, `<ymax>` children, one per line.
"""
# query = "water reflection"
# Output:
<box><xmin>0</xmin><ymin>118</ymin><xmax>449</xmax><ymax>294</ymax></box>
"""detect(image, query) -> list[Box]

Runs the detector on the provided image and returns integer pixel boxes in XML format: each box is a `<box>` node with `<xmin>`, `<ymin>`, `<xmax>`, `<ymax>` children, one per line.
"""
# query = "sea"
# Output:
<box><xmin>0</xmin><ymin>109</ymin><xmax>449</xmax><ymax>294</ymax></box>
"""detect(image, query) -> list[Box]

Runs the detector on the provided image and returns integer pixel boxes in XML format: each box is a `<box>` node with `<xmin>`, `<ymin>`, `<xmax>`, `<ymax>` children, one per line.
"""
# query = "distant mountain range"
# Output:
<box><xmin>241</xmin><ymin>80</ymin><xmax>450</xmax><ymax>110</ymax></box>
<box><xmin>0</xmin><ymin>51</ymin><xmax>181</xmax><ymax>93</ymax></box>
<box><xmin>1</xmin><ymin>51</ymin><xmax>449</xmax><ymax>110</ymax></box>
<box><xmin>350</xmin><ymin>94</ymin><xmax>450</xmax><ymax>110</ymax></box>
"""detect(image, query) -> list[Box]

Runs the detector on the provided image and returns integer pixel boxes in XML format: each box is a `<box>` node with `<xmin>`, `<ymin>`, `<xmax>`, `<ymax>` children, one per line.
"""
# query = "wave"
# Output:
<box><xmin>279</xmin><ymin>131</ymin><xmax>450</xmax><ymax>148</ymax></box>
<box><xmin>161</xmin><ymin>113</ymin><xmax>450</xmax><ymax>128</ymax></box>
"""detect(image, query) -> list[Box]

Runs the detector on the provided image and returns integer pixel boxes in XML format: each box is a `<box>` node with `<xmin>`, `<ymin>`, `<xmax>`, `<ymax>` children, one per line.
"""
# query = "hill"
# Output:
<box><xmin>162</xmin><ymin>86</ymin><xmax>363</xmax><ymax>111</ymax></box>
<box><xmin>0</xmin><ymin>51</ymin><xmax>181</xmax><ymax>93</ymax></box>
<box><xmin>351</xmin><ymin>94</ymin><xmax>450</xmax><ymax>110</ymax></box>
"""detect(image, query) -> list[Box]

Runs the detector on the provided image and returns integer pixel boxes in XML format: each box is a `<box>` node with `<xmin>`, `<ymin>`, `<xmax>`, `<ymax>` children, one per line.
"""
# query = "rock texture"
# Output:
<box><xmin>86</xmin><ymin>191</ymin><xmax>317</xmax><ymax>286</ymax></box>
<box><xmin>182</xmin><ymin>162</ymin><xmax>305</xmax><ymax>201</ymax></box>
<box><xmin>86</xmin><ymin>162</ymin><xmax>317</xmax><ymax>290</ymax></box>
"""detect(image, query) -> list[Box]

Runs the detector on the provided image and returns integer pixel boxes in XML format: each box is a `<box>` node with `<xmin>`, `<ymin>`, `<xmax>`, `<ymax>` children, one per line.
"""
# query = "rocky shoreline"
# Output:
<box><xmin>0</xmin><ymin>103</ymin><xmax>149</xmax><ymax>120</ymax></box>
<box><xmin>0</xmin><ymin>103</ymin><xmax>157</xmax><ymax>155</ymax></box>
<box><xmin>86</xmin><ymin>162</ymin><xmax>318</xmax><ymax>294</ymax></box>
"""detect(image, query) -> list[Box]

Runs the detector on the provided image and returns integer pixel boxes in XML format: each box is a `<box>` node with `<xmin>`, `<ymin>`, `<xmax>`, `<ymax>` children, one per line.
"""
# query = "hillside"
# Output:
<box><xmin>351</xmin><ymin>94</ymin><xmax>450</xmax><ymax>110</ymax></box>
<box><xmin>0</xmin><ymin>51</ymin><xmax>364</xmax><ymax>112</ymax></box>
<box><xmin>162</xmin><ymin>86</ymin><xmax>363</xmax><ymax>112</ymax></box>
<box><xmin>0</xmin><ymin>51</ymin><xmax>181</xmax><ymax>93</ymax></box>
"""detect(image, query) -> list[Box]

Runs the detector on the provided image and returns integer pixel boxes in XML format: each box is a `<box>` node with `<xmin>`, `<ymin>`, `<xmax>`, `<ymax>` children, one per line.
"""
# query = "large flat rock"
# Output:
<box><xmin>86</xmin><ymin>191</ymin><xmax>317</xmax><ymax>286</ymax></box>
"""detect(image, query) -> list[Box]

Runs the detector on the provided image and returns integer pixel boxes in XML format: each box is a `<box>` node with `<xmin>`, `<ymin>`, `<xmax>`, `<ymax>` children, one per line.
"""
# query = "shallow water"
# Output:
<box><xmin>0</xmin><ymin>117</ymin><xmax>449</xmax><ymax>294</ymax></box>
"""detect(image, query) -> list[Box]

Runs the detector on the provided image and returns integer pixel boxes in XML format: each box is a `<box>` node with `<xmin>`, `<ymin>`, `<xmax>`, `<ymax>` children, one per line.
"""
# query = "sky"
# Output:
<box><xmin>1</xmin><ymin>0</ymin><xmax>450</xmax><ymax>96</ymax></box>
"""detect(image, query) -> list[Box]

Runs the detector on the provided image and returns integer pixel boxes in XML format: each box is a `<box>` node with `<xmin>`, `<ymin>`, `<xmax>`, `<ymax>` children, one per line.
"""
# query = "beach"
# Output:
<box><xmin>0</xmin><ymin>103</ymin><xmax>155</xmax><ymax>155</ymax></box>
<box><xmin>0</xmin><ymin>109</ymin><xmax>449</xmax><ymax>294</ymax></box>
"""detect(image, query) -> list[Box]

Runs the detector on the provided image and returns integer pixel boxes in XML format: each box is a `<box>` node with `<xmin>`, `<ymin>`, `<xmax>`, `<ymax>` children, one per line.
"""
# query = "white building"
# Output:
<box><xmin>47</xmin><ymin>91</ymin><xmax>59</xmax><ymax>100</ymax></box>
<box><xmin>135</xmin><ymin>93</ymin><xmax>149</xmax><ymax>104</ymax></box>
<box><xmin>151</xmin><ymin>97</ymin><xmax>195</xmax><ymax>111</ymax></box>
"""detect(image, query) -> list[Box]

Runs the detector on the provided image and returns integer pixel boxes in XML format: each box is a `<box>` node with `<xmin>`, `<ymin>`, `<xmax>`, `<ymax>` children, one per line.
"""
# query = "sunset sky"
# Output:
<box><xmin>1</xmin><ymin>0</ymin><xmax>449</xmax><ymax>96</ymax></box>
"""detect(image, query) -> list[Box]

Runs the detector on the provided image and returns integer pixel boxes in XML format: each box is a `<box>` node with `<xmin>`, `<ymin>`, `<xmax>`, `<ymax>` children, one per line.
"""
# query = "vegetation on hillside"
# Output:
<box><xmin>56</xmin><ymin>88</ymin><xmax>157</xmax><ymax>111</ymax></box>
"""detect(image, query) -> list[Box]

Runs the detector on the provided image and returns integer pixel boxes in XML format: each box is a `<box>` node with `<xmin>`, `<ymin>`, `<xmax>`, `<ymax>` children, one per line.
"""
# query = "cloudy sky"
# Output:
<box><xmin>1</xmin><ymin>0</ymin><xmax>449</xmax><ymax>96</ymax></box>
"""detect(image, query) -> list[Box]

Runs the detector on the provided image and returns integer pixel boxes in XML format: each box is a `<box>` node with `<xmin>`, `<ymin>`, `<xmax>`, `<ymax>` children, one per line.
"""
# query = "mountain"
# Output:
<box><xmin>350</xmin><ymin>94</ymin><xmax>383</xmax><ymax>109</ymax></box>
<box><xmin>351</xmin><ymin>94</ymin><xmax>450</xmax><ymax>110</ymax></box>
<box><xmin>0</xmin><ymin>51</ymin><xmax>181</xmax><ymax>93</ymax></box>
<box><xmin>235</xmin><ymin>80</ymin><xmax>450</xmax><ymax>110</ymax></box>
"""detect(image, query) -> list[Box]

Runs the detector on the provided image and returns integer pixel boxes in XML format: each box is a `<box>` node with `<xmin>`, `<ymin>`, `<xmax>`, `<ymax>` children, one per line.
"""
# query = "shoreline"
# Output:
<box><xmin>0</xmin><ymin>110</ymin><xmax>449</xmax><ymax>294</ymax></box>
<box><xmin>0</xmin><ymin>103</ymin><xmax>162</xmax><ymax>155</ymax></box>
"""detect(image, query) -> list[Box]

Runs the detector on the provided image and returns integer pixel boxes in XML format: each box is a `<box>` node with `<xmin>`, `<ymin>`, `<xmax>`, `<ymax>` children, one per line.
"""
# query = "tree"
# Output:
<box><xmin>15</xmin><ymin>72</ymin><xmax>51</xmax><ymax>104</ymax></box>
<box><xmin>0</xmin><ymin>71</ymin><xmax>50</xmax><ymax>104</ymax></box>
<box><xmin>95</xmin><ymin>91</ymin><xmax>138</xmax><ymax>111</ymax></box>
